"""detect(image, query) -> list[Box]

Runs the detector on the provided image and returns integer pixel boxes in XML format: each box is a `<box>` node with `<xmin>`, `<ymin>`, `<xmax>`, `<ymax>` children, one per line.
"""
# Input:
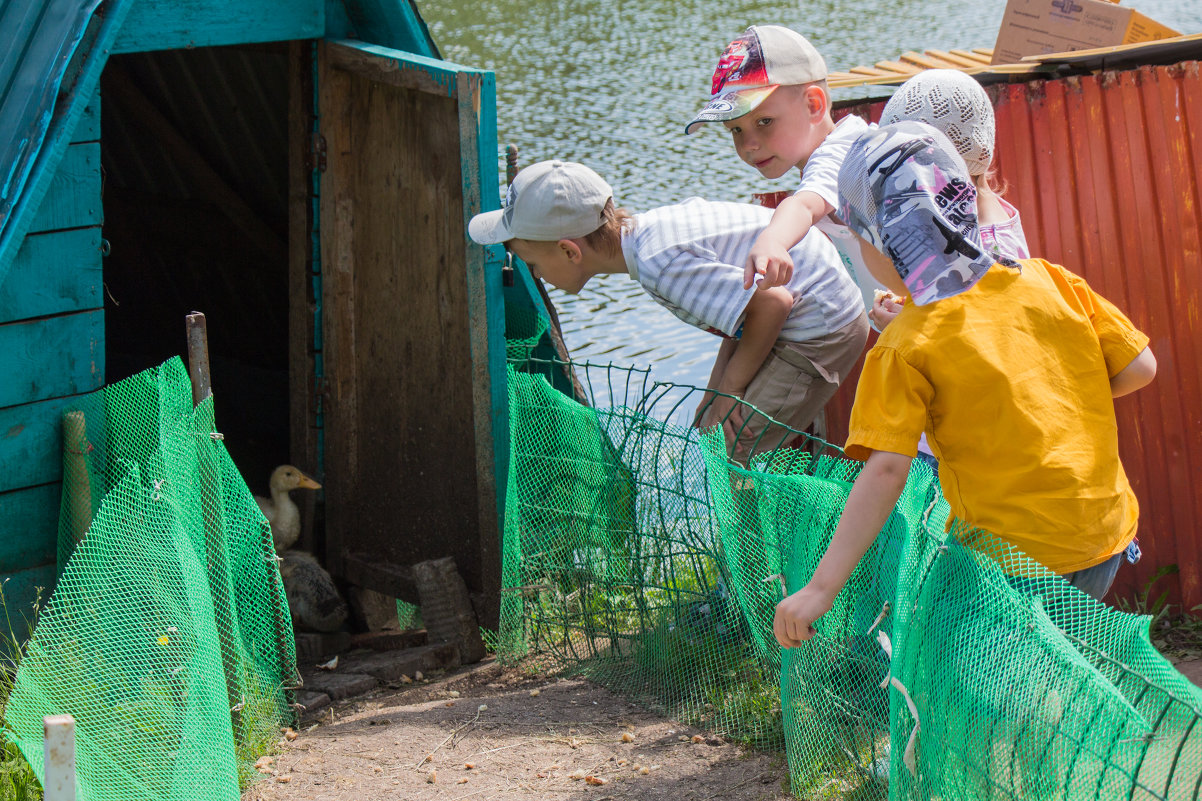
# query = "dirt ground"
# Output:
<box><xmin>242</xmin><ymin>659</ymin><xmax>793</xmax><ymax>801</ymax></box>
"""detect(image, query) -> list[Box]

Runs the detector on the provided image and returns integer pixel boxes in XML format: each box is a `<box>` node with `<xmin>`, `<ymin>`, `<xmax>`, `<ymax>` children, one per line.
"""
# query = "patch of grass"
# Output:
<box><xmin>0</xmin><ymin>583</ymin><xmax>42</xmax><ymax>801</ymax></box>
<box><xmin>1114</xmin><ymin>564</ymin><xmax>1202</xmax><ymax>661</ymax></box>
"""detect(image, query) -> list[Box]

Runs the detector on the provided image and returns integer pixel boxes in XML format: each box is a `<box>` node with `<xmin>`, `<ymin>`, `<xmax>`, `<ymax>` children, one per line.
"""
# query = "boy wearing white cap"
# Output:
<box><xmin>468</xmin><ymin>159</ymin><xmax>868</xmax><ymax>463</ymax></box>
<box><xmin>772</xmin><ymin>123</ymin><xmax>1157</xmax><ymax>648</ymax></box>
<box><xmin>687</xmin><ymin>25</ymin><xmax>890</xmax><ymax>317</ymax></box>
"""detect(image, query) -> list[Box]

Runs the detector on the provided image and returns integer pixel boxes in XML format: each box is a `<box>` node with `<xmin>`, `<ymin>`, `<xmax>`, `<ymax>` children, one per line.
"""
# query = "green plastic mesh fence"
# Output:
<box><xmin>499</xmin><ymin>354</ymin><xmax>1202</xmax><ymax>799</ymax></box>
<box><xmin>6</xmin><ymin>358</ymin><xmax>298</xmax><ymax>799</ymax></box>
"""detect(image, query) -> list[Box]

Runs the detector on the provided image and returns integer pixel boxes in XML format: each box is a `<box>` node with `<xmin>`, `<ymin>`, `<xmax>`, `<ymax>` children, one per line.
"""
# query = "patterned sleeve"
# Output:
<box><xmin>844</xmin><ymin>346</ymin><xmax>932</xmax><ymax>462</ymax></box>
<box><xmin>1050</xmin><ymin>262</ymin><xmax>1151</xmax><ymax>377</ymax></box>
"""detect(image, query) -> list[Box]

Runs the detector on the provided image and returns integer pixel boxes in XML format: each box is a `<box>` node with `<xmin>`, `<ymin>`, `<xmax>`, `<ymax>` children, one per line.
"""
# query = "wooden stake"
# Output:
<box><xmin>185</xmin><ymin>311</ymin><xmax>212</xmax><ymax>407</ymax></box>
<box><xmin>61</xmin><ymin>411</ymin><xmax>93</xmax><ymax>549</ymax></box>
<box><xmin>43</xmin><ymin>715</ymin><xmax>76</xmax><ymax>801</ymax></box>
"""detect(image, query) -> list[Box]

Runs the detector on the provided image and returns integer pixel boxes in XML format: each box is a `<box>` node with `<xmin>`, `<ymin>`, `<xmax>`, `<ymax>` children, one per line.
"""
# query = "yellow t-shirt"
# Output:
<box><xmin>846</xmin><ymin>259</ymin><xmax>1149</xmax><ymax>574</ymax></box>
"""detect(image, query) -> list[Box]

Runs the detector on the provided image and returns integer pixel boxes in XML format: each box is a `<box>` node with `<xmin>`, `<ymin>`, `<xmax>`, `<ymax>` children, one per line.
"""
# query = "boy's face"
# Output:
<box><xmin>508</xmin><ymin>238</ymin><xmax>591</xmax><ymax>295</ymax></box>
<box><xmin>723</xmin><ymin>84</ymin><xmax>825</xmax><ymax>180</ymax></box>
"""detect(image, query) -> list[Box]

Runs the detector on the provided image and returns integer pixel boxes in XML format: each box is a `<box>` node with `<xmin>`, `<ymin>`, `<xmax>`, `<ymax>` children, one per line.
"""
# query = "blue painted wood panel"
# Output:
<box><xmin>73</xmin><ymin>89</ymin><xmax>100</xmax><ymax>144</ymax></box>
<box><xmin>0</xmin><ymin>228</ymin><xmax>103</xmax><ymax>324</ymax></box>
<box><xmin>0</xmin><ymin>563</ymin><xmax>56</xmax><ymax>636</ymax></box>
<box><xmin>28</xmin><ymin>142</ymin><xmax>101</xmax><ymax>235</ymax></box>
<box><xmin>0</xmin><ymin>484</ymin><xmax>60</xmax><ymax>573</ymax></box>
<box><xmin>113</xmin><ymin>0</ymin><xmax>323</xmax><ymax>53</ymax></box>
<box><xmin>0</xmin><ymin>395</ymin><xmax>84</xmax><ymax>494</ymax></box>
<box><xmin>0</xmin><ymin>311</ymin><xmax>104</xmax><ymax>408</ymax></box>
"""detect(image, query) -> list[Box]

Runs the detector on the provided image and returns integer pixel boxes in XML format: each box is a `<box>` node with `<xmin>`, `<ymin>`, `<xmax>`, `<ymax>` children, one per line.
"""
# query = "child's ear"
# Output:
<box><xmin>558</xmin><ymin>239</ymin><xmax>584</xmax><ymax>262</ymax></box>
<box><xmin>804</xmin><ymin>84</ymin><xmax>829</xmax><ymax>120</ymax></box>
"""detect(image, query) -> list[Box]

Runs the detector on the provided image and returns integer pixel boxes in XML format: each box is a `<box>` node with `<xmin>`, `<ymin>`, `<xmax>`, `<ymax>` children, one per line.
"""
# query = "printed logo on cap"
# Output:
<box><xmin>711</xmin><ymin>33</ymin><xmax>768</xmax><ymax>96</ymax></box>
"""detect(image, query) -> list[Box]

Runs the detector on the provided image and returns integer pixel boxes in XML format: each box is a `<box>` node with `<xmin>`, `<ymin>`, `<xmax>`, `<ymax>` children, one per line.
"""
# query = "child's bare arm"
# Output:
<box><xmin>1110</xmin><ymin>346</ymin><xmax>1156</xmax><ymax>397</ymax></box>
<box><xmin>698</xmin><ymin>287</ymin><xmax>793</xmax><ymax>433</ymax></box>
<box><xmin>773</xmin><ymin>449</ymin><xmax>912</xmax><ymax>647</ymax></box>
<box><xmin>745</xmin><ymin>191</ymin><xmax>834</xmax><ymax>290</ymax></box>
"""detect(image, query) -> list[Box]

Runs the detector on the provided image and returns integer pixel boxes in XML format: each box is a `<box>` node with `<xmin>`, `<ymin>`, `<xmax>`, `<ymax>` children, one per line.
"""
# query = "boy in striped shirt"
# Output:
<box><xmin>468</xmin><ymin>159</ymin><xmax>868</xmax><ymax>462</ymax></box>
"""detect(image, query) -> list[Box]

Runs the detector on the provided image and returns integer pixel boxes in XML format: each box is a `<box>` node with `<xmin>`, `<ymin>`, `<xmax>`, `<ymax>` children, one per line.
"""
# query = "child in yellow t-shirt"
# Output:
<box><xmin>773</xmin><ymin>121</ymin><xmax>1157</xmax><ymax>647</ymax></box>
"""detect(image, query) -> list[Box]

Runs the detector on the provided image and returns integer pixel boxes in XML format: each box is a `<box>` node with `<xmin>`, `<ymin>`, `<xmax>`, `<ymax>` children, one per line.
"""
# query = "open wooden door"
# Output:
<box><xmin>312</xmin><ymin>40</ymin><xmax>506</xmax><ymax>624</ymax></box>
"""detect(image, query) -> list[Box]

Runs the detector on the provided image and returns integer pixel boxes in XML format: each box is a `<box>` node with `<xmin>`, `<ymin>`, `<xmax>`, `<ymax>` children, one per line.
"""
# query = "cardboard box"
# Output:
<box><xmin>992</xmin><ymin>0</ymin><xmax>1181</xmax><ymax>65</ymax></box>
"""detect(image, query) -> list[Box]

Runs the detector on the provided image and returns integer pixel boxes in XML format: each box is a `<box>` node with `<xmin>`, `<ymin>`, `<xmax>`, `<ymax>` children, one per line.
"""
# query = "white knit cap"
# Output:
<box><xmin>880</xmin><ymin>70</ymin><xmax>995</xmax><ymax>175</ymax></box>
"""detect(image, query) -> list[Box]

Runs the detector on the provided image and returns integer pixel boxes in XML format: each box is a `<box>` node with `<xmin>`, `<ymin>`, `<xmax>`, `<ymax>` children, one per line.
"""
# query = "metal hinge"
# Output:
<box><xmin>307</xmin><ymin>133</ymin><xmax>327</xmax><ymax>172</ymax></box>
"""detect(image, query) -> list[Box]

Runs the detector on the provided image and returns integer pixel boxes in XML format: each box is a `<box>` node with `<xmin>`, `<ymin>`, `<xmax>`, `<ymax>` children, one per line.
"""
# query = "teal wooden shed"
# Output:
<box><xmin>0</xmin><ymin>0</ymin><xmax>539</xmax><ymax>628</ymax></box>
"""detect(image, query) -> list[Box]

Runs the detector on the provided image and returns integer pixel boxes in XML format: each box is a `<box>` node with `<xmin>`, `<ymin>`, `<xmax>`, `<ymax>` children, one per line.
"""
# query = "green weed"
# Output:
<box><xmin>0</xmin><ymin>582</ymin><xmax>42</xmax><ymax>801</ymax></box>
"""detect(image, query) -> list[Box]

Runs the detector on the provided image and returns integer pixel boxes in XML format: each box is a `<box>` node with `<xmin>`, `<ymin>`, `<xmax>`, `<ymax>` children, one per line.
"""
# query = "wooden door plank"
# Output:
<box><xmin>28</xmin><ymin>143</ymin><xmax>102</xmax><ymax>235</ymax></box>
<box><xmin>0</xmin><ymin>228</ymin><xmax>103</xmax><ymax>324</ymax></box>
<box><xmin>0</xmin><ymin>395</ymin><xmax>86</xmax><ymax>494</ymax></box>
<box><xmin>0</xmin><ymin>311</ymin><xmax>104</xmax><ymax>408</ymax></box>
<box><xmin>0</xmin><ymin>484</ymin><xmax>61</xmax><ymax>572</ymax></box>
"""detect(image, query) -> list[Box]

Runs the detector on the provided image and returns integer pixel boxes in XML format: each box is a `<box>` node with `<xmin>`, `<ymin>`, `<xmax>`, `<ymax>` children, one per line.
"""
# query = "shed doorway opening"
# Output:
<box><xmin>100</xmin><ymin>44</ymin><xmax>294</xmax><ymax>496</ymax></box>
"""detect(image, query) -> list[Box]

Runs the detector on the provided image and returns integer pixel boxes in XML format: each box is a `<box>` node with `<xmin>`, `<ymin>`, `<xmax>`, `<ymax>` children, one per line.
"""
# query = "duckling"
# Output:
<box><xmin>279</xmin><ymin>550</ymin><xmax>348</xmax><ymax>632</ymax></box>
<box><xmin>254</xmin><ymin>465</ymin><xmax>321</xmax><ymax>554</ymax></box>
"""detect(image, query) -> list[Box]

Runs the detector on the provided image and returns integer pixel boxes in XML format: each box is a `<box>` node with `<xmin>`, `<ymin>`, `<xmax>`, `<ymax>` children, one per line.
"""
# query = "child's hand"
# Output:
<box><xmin>773</xmin><ymin>585</ymin><xmax>834</xmax><ymax>647</ymax></box>
<box><xmin>744</xmin><ymin>240</ymin><xmax>795</xmax><ymax>290</ymax></box>
<box><xmin>868</xmin><ymin>290</ymin><xmax>904</xmax><ymax>330</ymax></box>
<box><xmin>697</xmin><ymin>392</ymin><xmax>745</xmax><ymax>453</ymax></box>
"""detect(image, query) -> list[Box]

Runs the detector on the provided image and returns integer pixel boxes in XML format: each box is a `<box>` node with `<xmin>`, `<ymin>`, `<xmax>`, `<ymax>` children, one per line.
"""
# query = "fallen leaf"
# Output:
<box><xmin>275</xmin><ymin>775</ymin><xmax>291</xmax><ymax>784</ymax></box>
<box><xmin>373</xmin><ymin>766</ymin><xmax>382</xmax><ymax>774</ymax></box>
<box><xmin>426</xmin><ymin>770</ymin><xmax>437</xmax><ymax>783</ymax></box>
<box><xmin>448</xmin><ymin>690</ymin><xmax>461</xmax><ymax>698</ymax></box>
<box><xmin>457</xmin><ymin>777</ymin><xmax>468</xmax><ymax>784</ymax></box>
<box><xmin>316</xmin><ymin>656</ymin><xmax>338</xmax><ymax>671</ymax></box>
<box><xmin>400</xmin><ymin>674</ymin><xmax>413</xmax><ymax>684</ymax></box>
<box><xmin>424</xmin><ymin>754</ymin><xmax>433</xmax><ymax>763</ymax></box>
<box><xmin>529</xmin><ymin>689</ymin><xmax>541</xmax><ymax>697</ymax></box>
<box><xmin>283</xmin><ymin>728</ymin><xmax>298</xmax><ymax>742</ymax></box>
<box><xmin>617</xmin><ymin>759</ymin><xmax>628</xmax><ymax>766</ymax></box>
<box><xmin>621</xmin><ymin>732</ymin><xmax>635</xmax><ymax>743</ymax></box>
<box><xmin>568</xmin><ymin>770</ymin><xmax>587</xmax><ymax>780</ymax></box>
<box><xmin>445</xmin><ymin>701</ymin><xmax>455</xmax><ymax>707</ymax></box>
<box><xmin>691</xmin><ymin>735</ymin><xmax>705</xmax><ymax>744</ymax></box>
<box><xmin>639</xmin><ymin>766</ymin><xmax>650</xmax><ymax>775</ymax></box>
<box><xmin>464</xmin><ymin>763</ymin><xmax>476</xmax><ymax>770</ymax></box>
<box><xmin>415</xmin><ymin>671</ymin><xmax>424</xmax><ymax>681</ymax></box>
<box><xmin>585</xmin><ymin>775</ymin><xmax>607</xmax><ymax>785</ymax></box>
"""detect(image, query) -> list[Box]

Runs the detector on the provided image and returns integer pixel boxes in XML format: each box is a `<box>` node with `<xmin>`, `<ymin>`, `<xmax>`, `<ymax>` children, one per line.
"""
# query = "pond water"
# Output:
<box><xmin>421</xmin><ymin>0</ymin><xmax>1200</xmax><ymax>390</ymax></box>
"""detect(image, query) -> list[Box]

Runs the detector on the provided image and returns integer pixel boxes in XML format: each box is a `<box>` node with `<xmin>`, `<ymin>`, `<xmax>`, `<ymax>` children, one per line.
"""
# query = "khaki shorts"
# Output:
<box><xmin>731</xmin><ymin>311</ymin><xmax>869</xmax><ymax>463</ymax></box>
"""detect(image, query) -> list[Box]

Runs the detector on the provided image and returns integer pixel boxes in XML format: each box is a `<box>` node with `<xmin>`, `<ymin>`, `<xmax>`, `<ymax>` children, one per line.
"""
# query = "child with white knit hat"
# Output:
<box><xmin>871</xmin><ymin>69</ymin><xmax>1029</xmax><ymax>332</ymax></box>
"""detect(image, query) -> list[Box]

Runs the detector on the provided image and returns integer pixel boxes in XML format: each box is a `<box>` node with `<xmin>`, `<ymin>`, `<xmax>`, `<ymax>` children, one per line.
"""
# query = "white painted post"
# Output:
<box><xmin>42</xmin><ymin>714</ymin><xmax>76</xmax><ymax>801</ymax></box>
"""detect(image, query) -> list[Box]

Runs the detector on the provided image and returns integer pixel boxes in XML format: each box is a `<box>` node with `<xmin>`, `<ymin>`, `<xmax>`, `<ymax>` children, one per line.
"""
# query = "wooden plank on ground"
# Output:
<box><xmin>0</xmin><ymin>396</ymin><xmax>85</xmax><ymax>494</ymax></box>
<box><xmin>0</xmin><ymin>484</ymin><xmax>60</xmax><ymax>573</ymax></box>
<box><xmin>0</xmin><ymin>228</ymin><xmax>103</xmax><ymax>324</ymax></box>
<box><xmin>113</xmin><ymin>0</ymin><xmax>323</xmax><ymax>53</ymax></box>
<box><xmin>0</xmin><ymin>312</ymin><xmax>104</xmax><ymax>408</ymax></box>
<box><xmin>28</xmin><ymin>143</ymin><xmax>101</xmax><ymax>234</ymax></box>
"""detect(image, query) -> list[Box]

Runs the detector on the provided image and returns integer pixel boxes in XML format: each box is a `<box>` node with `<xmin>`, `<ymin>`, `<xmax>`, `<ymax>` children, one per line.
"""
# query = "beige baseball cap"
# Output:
<box><xmin>686</xmin><ymin>25</ymin><xmax>828</xmax><ymax>135</ymax></box>
<box><xmin>468</xmin><ymin>160</ymin><xmax>613</xmax><ymax>245</ymax></box>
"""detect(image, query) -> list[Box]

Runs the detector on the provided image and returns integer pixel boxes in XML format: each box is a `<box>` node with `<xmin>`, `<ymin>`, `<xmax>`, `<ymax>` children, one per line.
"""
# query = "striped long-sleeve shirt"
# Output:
<box><xmin>620</xmin><ymin>198</ymin><xmax>863</xmax><ymax>342</ymax></box>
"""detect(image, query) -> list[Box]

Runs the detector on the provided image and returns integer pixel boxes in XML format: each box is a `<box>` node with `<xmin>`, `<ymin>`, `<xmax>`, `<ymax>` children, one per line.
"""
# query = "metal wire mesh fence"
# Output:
<box><xmin>5</xmin><ymin>358</ymin><xmax>297</xmax><ymax>800</ymax></box>
<box><xmin>501</xmin><ymin>317</ymin><xmax>1202</xmax><ymax>799</ymax></box>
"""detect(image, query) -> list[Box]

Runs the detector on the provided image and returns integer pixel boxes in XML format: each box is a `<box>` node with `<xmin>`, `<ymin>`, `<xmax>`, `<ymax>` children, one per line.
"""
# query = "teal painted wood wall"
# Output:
<box><xmin>0</xmin><ymin>91</ymin><xmax>103</xmax><ymax>629</ymax></box>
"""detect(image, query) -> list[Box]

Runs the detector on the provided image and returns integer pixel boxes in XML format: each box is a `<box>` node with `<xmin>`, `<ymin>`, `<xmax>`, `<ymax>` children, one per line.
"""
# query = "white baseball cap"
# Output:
<box><xmin>468</xmin><ymin>160</ymin><xmax>613</xmax><ymax>245</ymax></box>
<box><xmin>686</xmin><ymin>25</ymin><xmax>828</xmax><ymax>135</ymax></box>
